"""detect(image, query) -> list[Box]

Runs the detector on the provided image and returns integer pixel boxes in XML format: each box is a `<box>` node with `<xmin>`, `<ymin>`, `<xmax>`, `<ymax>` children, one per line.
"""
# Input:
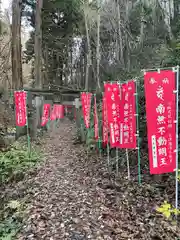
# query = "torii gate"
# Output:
<box><xmin>23</xmin><ymin>85</ymin><xmax>84</xmax><ymax>141</ymax></box>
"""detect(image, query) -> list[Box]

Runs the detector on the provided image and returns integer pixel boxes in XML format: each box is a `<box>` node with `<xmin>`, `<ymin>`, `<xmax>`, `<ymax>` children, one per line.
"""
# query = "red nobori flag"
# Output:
<box><xmin>144</xmin><ymin>70</ymin><xmax>176</xmax><ymax>174</ymax></box>
<box><xmin>56</xmin><ymin>105</ymin><xmax>64</xmax><ymax>119</ymax></box>
<box><xmin>94</xmin><ymin>95</ymin><xmax>99</xmax><ymax>140</ymax></box>
<box><xmin>50</xmin><ymin>105</ymin><xmax>57</xmax><ymax>121</ymax></box>
<box><xmin>102</xmin><ymin>94</ymin><xmax>108</xmax><ymax>146</ymax></box>
<box><xmin>81</xmin><ymin>92</ymin><xmax>92</xmax><ymax>128</ymax></box>
<box><xmin>41</xmin><ymin>104</ymin><xmax>51</xmax><ymax>126</ymax></box>
<box><xmin>119</xmin><ymin>80</ymin><xmax>137</xmax><ymax>149</ymax></box>
<box><xmin>14</xmin><ymin>91</ymin><xmax>27</xmax><ymax>127</ymax></box>
<box><xmin>104</xmin><ymin>83</ymin><xmax>121</xmax><ymax>148</ymax></box>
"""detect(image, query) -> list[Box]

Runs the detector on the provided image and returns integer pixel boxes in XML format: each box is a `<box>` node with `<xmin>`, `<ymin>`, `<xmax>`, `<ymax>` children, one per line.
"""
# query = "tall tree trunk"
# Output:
<box><xmin>33</xmin><ymin>0</ymin><xmax>43</xmax><ymax>139</ymax></box>
<box><xmin>96</xmin><ymin>0</ymin><xmax>101</xmax><ymax>92</ymax></box>
<box><xmin>140</xmin><ymin>2</ymin><xmax>145</xmax><ymax>45</ymax></box>
<box><xmin>124</xmin><ymin>0</ymin><xmax>131</xmax><ymax>71</ymax></box>
<box><xmin>34</xmin><ymin>0</ymin><xmax>43</xmax><ymax>88</ymax></box>
<box><xmin>70</xmin><ymin>45</ymin><xmax>73</xmax><ymax>84</ymax></box>
<box><xmin>12</xmin><ymin>0</ymin><xmax>23</xmax><ymax>90</ymax></box>
<box><xmin>117</xmin><ymin>0</ymin><xmax>124</xmax><ymax>67</ymax></box>
<box><xmin>158</xmin><ymin>0</ymin><xmax>173</xmax><ymax>39</ymax></box>
<box><xmin>83</xmin><ymin>2</ymin><xmax>91</xmax><ymax>91</ymax></box>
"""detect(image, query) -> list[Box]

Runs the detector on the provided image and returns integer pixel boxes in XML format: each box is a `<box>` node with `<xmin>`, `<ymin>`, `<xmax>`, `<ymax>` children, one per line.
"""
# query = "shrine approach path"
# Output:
<box><xmin>18</xmin><ymin>120</ymin><xmax>180</xmax><ymax>240</ymax></box>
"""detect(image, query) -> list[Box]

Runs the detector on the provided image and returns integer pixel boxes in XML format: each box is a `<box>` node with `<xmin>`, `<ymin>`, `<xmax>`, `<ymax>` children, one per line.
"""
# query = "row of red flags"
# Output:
<box><xmin>14</xmin><ymin>70</ymin><xmax>177</xmax><ymax>175</ymax></box>
<box><xmin>80</xmin><ymin>70</ymin><xmax>176</xmax><ymax>175</ymax></box>
<box><xmin>41</xmin><ymin>104</ymin><xmax>65</xmax><ymax>126</ymax></box>
<box><xmin>14</xmin><ymin>97</ymin><xmax>68</xmax><ymax>128</ymax></box>
<box><xmin>81</xmin><ymin>81</ymin><xmax>137</xmax><ymax>149</ymax></box>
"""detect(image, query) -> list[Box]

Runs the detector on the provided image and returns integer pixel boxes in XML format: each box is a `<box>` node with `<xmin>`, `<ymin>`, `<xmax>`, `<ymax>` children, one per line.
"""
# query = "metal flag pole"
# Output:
<box><xmin>115</xmin><ymin>81</ymin><xmax>119</xmax><ymax>176</ymax></box>
<box><xmin>107</xmin><ymin>135</ymin><xmax>110</xmax><ymax>173</ymax></box>
<box><xmin>126</xmin><ymin>148</ymin><xmax>130</xmax><ymax>180</ymax></box>
<box><xmin>119</xmin><ymin>81</ymin><xmax>130</xmax><ymax>180</ymax></box>
<box><xmin>124</xmin><ymin>81</ymin><xmax>131</xmax><ymax>180</ymax></box>
<box><xmin>103</xmin><ymin>88</ymin><xmax>110</xmax><ymax>174</ymax></box>
<box><xmin>26</xmin><ymin>91</ymin><xmax>31</xmax><ymax>158</ymax></box>
<box><xmin>99</xmin><ymin>107</ymin><xmax>102</xmax><ymax>158</ymax></box>
<box><xmin>116</xmin><ymin>147</ymin><xmax>119</xmax><ymax>176</ymax></box>
<box><xmin>142</xmin><ymin>66</ymin><xmax>175</xmax><ymax>72</ymax></box>
<box><xmin>175</xmin><ymin>65</ymin><xmax>179</xmax><ymax>210</ymax></box>
<box><xmin>98</xmin><ymin>94</ymin><xmax>103</xmax><ymax>158</ymax></box>
<box><xmin>116</xmin><ymin>81</ymin><xmax>122</xmax><ymax>177</ymax></box>
<box><xmin>86</xmin><ymin>92</ymin><xmax>92</xmax><ymax>158</ymax></box>
<box><xmin>94</xmin><ymin>94</ymin><xmax>101</xmax><ymax>157</ymax></box>
<box><xmin>135</xmin><ymin>78</ymin><xmax>141</xmax><ymax>184</ymax></box>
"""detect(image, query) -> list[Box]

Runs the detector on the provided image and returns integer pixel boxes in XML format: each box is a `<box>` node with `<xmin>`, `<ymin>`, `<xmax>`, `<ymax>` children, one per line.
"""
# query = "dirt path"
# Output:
<box><xmin>18</xmin><ymin>120</ymin><xmax>180</xmax><ymax>240</ymax></box>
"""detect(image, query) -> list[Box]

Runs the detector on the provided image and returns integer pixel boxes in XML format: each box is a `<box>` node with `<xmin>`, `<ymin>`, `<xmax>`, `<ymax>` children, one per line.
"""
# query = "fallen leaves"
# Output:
<box><xmin>15</xmin><ymin>120</ymin><xmax>180</xmax><ymax>239</ymax></box>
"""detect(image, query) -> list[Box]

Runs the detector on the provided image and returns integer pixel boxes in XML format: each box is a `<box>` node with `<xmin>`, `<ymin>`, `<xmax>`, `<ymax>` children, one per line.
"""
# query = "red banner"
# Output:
<box><xmin>56</xmin><ymin>105</ymin><xmax>64</xmax><ymax>119</ymax></box>
<box><xmin>144</xmin><ymin>70</ymin><xmax>176</xmax><ymax>174</ymax></box>
<box><xmin>14</xmin><ymin>91</ymin><xmax>27</xmax><ymax>127</ymax></box>
<box><xmin>94</xmin><ymin>95</ymin><xmax>99</xmax><ymax>140</ymax></box>
<box><xmin>102</xmin><ymin>94</ymin><xmax>108</xmax><ymax>146</ymax></box>
<box><xmin>104</xmin><ymin>83</ymin><xmax>121</xmax><ymax>148</ymax></box>
<box><xmin>81</xmin><ymin>92</ymin><xmax>92</xmax><ymax>128</ymax></box>
<box><xmin>50</xmin><ymin>105</ymin><xmax>57</xmax><ymax>121</ymax></box>
<box><xmin>119</xmin><ymin>80</ymin><xmax>137</xmax><ymax>149</ymax></box>
<box><xmin>41</xmin><ymin>104</ymin><xmax>51</xmax><ymax>126</ymax></box>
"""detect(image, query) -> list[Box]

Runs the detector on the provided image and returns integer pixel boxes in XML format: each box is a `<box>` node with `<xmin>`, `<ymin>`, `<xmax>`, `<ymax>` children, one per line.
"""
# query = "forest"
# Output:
<box><xmin>0</xmin><ymin>0</ymin><xmax>180</xmax><ymax>239</ymax></box>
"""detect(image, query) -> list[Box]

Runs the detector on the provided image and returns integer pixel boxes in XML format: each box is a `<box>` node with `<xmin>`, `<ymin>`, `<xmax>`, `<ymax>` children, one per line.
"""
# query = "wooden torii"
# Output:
<box><xmin>23</xmin><ymin>84</ymin><xmax>84</xmax><ymax>141</ymax></box>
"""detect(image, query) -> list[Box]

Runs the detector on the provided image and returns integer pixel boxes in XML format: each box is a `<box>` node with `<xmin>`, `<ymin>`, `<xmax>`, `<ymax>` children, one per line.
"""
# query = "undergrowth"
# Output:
<box><xmin>0</xmin><ymin>200</ymin><xmax>26</xmax><ymax>240</ymax></box>
<box><xmin>0</xmin><ymin>142</ymin><xmax>41</xmax><ymax>184</ymax></box>
<box><xmin>0</xmin><ymin>142</ymin><xmax>41</xmax><ymax>239</ymax></box>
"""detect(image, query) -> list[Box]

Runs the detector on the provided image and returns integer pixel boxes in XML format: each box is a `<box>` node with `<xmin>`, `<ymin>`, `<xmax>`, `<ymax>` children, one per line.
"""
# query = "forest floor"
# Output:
<box><xmin>15</xmin><ymin>120</ymin><xmax>180</xmax><ymax>240</ymax></box>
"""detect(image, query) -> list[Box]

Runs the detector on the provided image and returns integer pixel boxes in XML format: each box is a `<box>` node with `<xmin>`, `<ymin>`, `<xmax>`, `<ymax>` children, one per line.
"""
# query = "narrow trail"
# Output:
<box><xmin>18</xmin><ymin>120</ymin><xmax>180</xmax><ymax>240</ymax></box>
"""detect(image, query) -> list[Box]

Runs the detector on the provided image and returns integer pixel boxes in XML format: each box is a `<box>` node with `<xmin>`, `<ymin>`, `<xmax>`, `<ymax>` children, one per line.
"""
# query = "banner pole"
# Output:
<box><xmin>175</xmin><ymin>65</ymin><xmax>179</xmax><ymax>210</ymax></box>
<box><xmin>142</xmin><ymin>66</ymin><xmax>175</xmax><ymax>72</ymax></box>
<box><xmin>98</xmin><ymin>99</ymin><xmax>102</xmax><ymax>157</ymax></box>
<box><xmin>116</xmin><ymin>148</ymin><xmax>119</xmax><ymax>176</ymax></box>
<box><xmin>126</xmin><ymin>149</ymin><xmax>130</xmax><ymax>180</ymax></box>
<box><xmin>119</xmin><ymin>81</ymin><xmax>131</xmax><ymax>180</ymax></box>
<box><xmin>94</xmin><ymin>94</ymin><xmax>101</xmax><ymax>156</ymax></box>
<box><xmin>117</xmin><ymin>81</ymin><xmax>122</xmax><ymax>177</ymax></box>
<box><xmin>87</xmin><ymin>127</ymin><xmax>89</xmax><ymax>157</ymax></box>
<box><xmin>26</xmin><ymin>91</ymin><xmax>31</xmax><ymax>158</ymax></box>
<box><xmin>98</xmin><ymin>118</ymin><xmax>102</xmax><ymax>157</ymax></box>
<box><xmin>98</xmin><ymin>135</ymin><xmax>102</xmax><ymax>157</ymax></box>
<box><xmin>107</xmin><ymin>137</ymin><xmax>110</xmax><ymax>173</ymax></box>
<box><xmin>135</xmin><ymin>79</ymin><xmax>141</xmax><ymax>184</ymax></box>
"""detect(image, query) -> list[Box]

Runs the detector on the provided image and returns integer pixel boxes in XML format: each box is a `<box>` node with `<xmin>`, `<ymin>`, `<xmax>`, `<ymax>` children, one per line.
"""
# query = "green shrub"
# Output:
<box><xmin>0</xmin><ymin>143</ymin><xmax>41</xmax><ymax>239</ymax></box>
<box><xmin>0</xmin><ymin>142</ymin><xmax>41</xmax><ymax>184</ymax></box>
<box><xmin>0</xmin><ymin>200</ymin><xmax>25</xmax><ymax>239</ymax></box>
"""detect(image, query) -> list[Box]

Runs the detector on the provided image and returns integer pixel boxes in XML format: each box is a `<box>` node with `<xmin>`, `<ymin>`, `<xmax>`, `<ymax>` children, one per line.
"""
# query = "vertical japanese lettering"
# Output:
<box><xmin>14</xmin><ymin>91</ymin><xmax>27</xmax><ymax>127</ymax></box>
<box><xmin>41</xmin><ymin>104</ymin><xmax>51</xmax><ymax>126</ymax></box>
<box><xmin>119</xmin><ymin>80</ymin><xmax>137</xmax><ymax>149</ymax></box>
<box><xmin>81</xmin><ymin>92</ymin><xmax>92</xmax><ymax>128</ymax></box>
<box><xmin>144</xmin><ymin>70</ymin><xmax>176</xmax><ymax>174</ymax></box>
<box><xmin>104</xmin><ymin>83</ymin><xmax>121</xmax><ymax>148</ymax></box>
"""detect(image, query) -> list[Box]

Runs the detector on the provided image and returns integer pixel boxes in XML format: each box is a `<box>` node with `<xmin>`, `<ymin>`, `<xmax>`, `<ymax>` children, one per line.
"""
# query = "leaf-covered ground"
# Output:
<box><xmin>17</xmin><ymin>120</ymin><xmax>180</xmax><ymax>240</ymax></box>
